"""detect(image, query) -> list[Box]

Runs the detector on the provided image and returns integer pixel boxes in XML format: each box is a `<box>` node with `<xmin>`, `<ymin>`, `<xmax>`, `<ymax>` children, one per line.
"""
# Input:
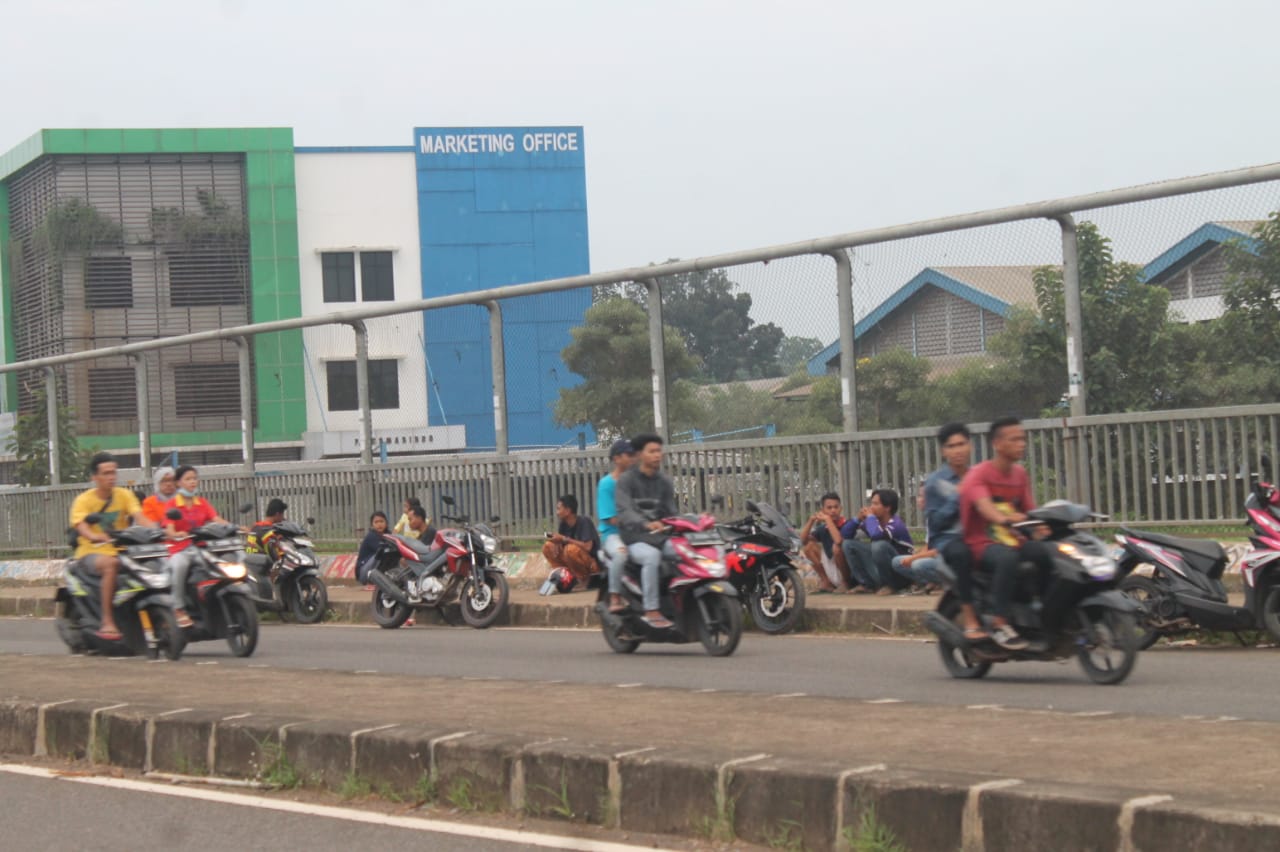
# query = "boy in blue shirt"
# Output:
<box><xmin>597</xmin><ymin>439</ymin><xmax>636</xmax><ymax>613</ymax></box>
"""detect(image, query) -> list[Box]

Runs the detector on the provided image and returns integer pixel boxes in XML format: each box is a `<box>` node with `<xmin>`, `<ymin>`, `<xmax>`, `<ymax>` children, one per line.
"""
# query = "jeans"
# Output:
<box><xmin>892</xmin><ymin>554</ymin><xmax>940</xmax><ymax>586</ymax></box>
<box><xmin>627</xmin><ymin>540</ymin><xmax>677</xmax><ymax>611</ymax></box>
<box><xmin>983</xmin><ymin>541</ymin><xmax>1055</xmax><ymax>620</ymax></box>
<box><xmin>168</xmin><ymin>547</ymin><xmax>200</xmax><ymax>609</ymax></box>
<box><xmin>941</xmin><ymin>539</ymin><xmax>975</xmax><ymax>604</ymax></box>
<box><xmin>602</xmin><ymin>533</ymin><xmax>627</xmax><ymax>595</ymax></box>
<box><xmin>841</xmin><ymin>539</ymin><xmax>903</xmax><ymax>590</ymax></box>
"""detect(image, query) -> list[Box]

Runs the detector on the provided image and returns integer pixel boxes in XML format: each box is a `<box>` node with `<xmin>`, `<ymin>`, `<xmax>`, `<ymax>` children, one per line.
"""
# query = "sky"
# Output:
<box><xmin>4</xmin><ymin>0</ymin><xmax>1279</xmax><ymax>341</ymax></box>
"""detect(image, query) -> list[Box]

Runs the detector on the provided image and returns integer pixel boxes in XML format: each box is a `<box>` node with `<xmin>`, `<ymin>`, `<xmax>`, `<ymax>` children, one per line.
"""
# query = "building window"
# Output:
<box><xmin>326</xmin><ymin>359</ymin><xmax>400</xmax><ymax>411</ymax></box>
<box><xmin>173</xmin><ymin>363</ymin><xmax>241</xmax><ymax>417</ymax></box>
<box><xmin>169</xmin><ymin>251</ymin><xmax>246</xmax><ymax>307</ymax></box>
<box><xmin>84</xmin><ymin>257</ymin><xmax>134</xmax><ymax>309</ymax></box>
<box><xmin>361</xmin><ymin>251</ymin><xmax>395</xmax><ymax>301</ymax></box>
<box><xmin>322</xmin><ymin>252</ymin><xmax>356</xmax><ymax>302</ymax></box>
<box><xmin>88</xmin><ymin>368</ymin><xmax>138</xmax><ymax>420</ymax></box>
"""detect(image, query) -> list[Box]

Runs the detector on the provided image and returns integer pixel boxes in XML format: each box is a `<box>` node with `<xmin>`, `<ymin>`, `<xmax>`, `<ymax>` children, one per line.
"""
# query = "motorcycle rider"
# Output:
<box><xmin>616</xmin><ymin>433</ymin><xmax>677</xmax><ymax>629</ymax></box>
<box><xmin>163</xmin><ymin>465</ymin><xmax>231</xmax><ymax>629</ymax></box>
<box><xmin>140</xmin><ymin>466</ymin><xmax>177</xmax><ymax>525</ymax></box>
<box><xmin>599</xmin><ymin>439</ymin><xmax>636</xmax><ymax>614</ymax></box>
<box><xmin>70</xmin><ymin>452</ymin><xmax>156</xmax><ymax>641</ymax></box>
<box><xmin>957</xmin><ymin>416</ymin><xmax>1055</xmax><ymax>650</ymax></box>
<box><xmin>246</xmin><ymin>498</ymin><xmax>288</xmax><ymax>557</ymax></box>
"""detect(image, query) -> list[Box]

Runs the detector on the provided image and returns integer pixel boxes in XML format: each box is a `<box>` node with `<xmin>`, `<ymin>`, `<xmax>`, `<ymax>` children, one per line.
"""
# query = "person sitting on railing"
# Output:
<box><xmin>541</xmin><ymin>494</ymin><xmax>601</xmax><ymax>592</ymax></box>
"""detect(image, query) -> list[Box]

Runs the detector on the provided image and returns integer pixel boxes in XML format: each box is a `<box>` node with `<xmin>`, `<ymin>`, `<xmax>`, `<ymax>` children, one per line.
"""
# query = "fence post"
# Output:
<box><xmin>1055</xmin><ymin>214</ymin><xmax>1090</xmax><ymax>503</ymax></box>
<box><xmin>350</xmin><ymin>320</ymin><xmax>376</xmax><ymax>523</ymax></box>
<box><xmin>828</xmin><ymin>251</ymin><xmax>862</xmax><ymax>503</ymax></box>
<box><xmin>44</xmin><ymin>367</ymin><xmax>61</xmax><ymax>486</ymax></box>
<box><xmin>132</xmin><ymin>354</ymin><xmax>151</xmax><ymax>481</ymax></box>
<box><xmin>234</xmin><ymin>337</ymin><xmax>255</xmax><ymax>475</ymax></box>
<box><xmin>642</xmin><ymin>279</ymin><xmax>669</xmax><ymax>442</ymax></box>
<box><xmin>486</xmin><ymin>300</ymin><xmax>512</xmax><ymax>525</ymax></box>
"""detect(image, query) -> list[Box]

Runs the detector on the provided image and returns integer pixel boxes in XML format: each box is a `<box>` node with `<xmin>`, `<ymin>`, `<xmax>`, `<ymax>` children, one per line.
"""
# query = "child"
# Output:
<box><xmin>357</xmin><ymin>511</ymin><xmax>389</xmax><ymax>589</ymax></box>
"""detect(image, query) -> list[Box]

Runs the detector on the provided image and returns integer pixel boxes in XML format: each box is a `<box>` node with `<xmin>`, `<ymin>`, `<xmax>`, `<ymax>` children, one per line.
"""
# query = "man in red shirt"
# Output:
<box><xmin>958</xmin><ymin>416</ymin><xmax>1054</xmax><ymax>650</ymax></box>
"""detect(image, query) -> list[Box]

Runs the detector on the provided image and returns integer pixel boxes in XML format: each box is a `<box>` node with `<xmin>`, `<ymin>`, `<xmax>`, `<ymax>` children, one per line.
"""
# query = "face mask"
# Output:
<box><xmin>178</xmin><ymin>488</ymin><xmax>197</xmax><ymax>498</ymax></box>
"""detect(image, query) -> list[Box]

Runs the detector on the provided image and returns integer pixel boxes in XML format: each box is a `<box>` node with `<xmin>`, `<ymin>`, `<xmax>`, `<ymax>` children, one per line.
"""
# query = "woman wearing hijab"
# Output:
<box><xmin>141</xmin><ymin>467</ymin><xmax>177</xmax><ymax>524</ymax></box>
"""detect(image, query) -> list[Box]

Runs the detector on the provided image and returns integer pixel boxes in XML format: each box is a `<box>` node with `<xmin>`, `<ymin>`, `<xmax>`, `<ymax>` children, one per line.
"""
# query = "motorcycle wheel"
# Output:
<box><xmin>602</xmin><ymin>616</ymin><xmax>640</xmax><ymax>654</ymax></box>
<box><xmin>697</xmin><ymin>593</ymin><xmax>743</xmax><ymax>657</ymax></box>
<box><xmin>1076</xmin><ymin>607</ymin><xmax>1139</xmax><ymax>685</ymax></box>
<box><xmin>371</xmin><ymin>589</ymin><xmax>413</xmax><ymax>629</ymax></box>
<box><xmin>460</xmin><ymin>571</ymin><xmax>509</xmax><ymax>629</ymax></box>
<box><xmin>1117</xmin><ymin>575</ymin><xmax>1170</xmax><ymax>650</ymax></box>
<box><xmin>1261</xmin><ymin>586</ymin><xmax>1280</xmax><ymax>644</ymax></box>
<box><xmin>935</xmin><ymin>598</ymin><xmax>992</xmax><ymax>679</ymax></box>
<box><xmin>145</xmin><ymin>605</ymin><xmax>185</xmax><ymax>661</ymax></box>
<box><xmin>224</xmin><ymin>595</ymin><xmax>260</xmax><ymax>658</ymax></box>
<box><xmin>290</xmin><ymin>575</ymin><xmax>329</xmax><ymax>624</ymax></box>
<box><xmin>748</xmin><ymin>567</ymin><xmax>806</xmax><ymax>635</ymax></box>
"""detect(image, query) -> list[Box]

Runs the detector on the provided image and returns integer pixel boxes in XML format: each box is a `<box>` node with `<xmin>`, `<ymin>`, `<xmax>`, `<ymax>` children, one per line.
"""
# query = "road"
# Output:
<box><xmin>2</xmin><ymin>618</ymin><xmax>1276</xmax><ymax>721</ymax></box>
<box><xmin>0</xmin><ymin>764</ymin><xmax>679</xmax><ymax>852</ymax></box>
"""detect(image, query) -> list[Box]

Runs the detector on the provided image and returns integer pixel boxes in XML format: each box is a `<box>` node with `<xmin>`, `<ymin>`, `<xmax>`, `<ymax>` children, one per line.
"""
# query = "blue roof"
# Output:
<box><xmin>805</xmin><ymin>267</ymin><xmax>1020</xmax><ymax>375</ymax></box>
<box><xmin>1141</xmin><ymin>222</ymin><xmax>1259</xmax><ymax>284</ymax></box>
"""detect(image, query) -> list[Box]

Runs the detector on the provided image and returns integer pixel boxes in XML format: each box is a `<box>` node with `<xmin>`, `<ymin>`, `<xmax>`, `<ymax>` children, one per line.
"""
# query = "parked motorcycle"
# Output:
<box><xmin>924</xmin><ymin>500</ymin><xmax>1142</xmax><ymax>685</ymax></box>
<box><xmin>717</xmin><ymin>500</ymin><xmax>807</xmax><ymax>634</ymax></box>
<box><xmin>367</xmin><ymin>496</ymin><xmax>509</xmax><ymax>629</ymax></box>
<box><xmin>171</xmin><ymin>508</ymin><xmax>260</xmax><ymax>657</ymax></box>
<box><xmin>242</xmin><ymin>516</ymin><xmax>329</xmax><ymax>623</ymax></box>
<box><xmin>54</xmin><ymin>516</ymin><xmax>185</xmax><ymax>660</ymax></box>
<box><xmin>1117</xmin><ymin>463</ymin><xmax>1280</xmax><ymax>647</ymax></box>
<box><xmin>595</xmin><ymin>504</ymin><xmax>743</xmax><ymax>657</ymax></box>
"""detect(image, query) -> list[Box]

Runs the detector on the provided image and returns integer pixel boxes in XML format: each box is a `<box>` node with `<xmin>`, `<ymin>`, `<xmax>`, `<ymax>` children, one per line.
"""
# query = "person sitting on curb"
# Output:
<box><xmin>357</xmin><ymin>511</ymin><xmax>389</xmax><ymax>590</ymax></box>
<box><xmin>840</xmin><ymin>489</ymin><xmax>914</xmax><ymax>595</ymax></box>
<box><xmin>541</xmin><ymin>494</ymin><xmax>602</xmax><ymax>591</ymax></box>
<box><xmin>799</xmin><ymin>491</ymin><xmax>852</xmax><ymax>593</ymax></box>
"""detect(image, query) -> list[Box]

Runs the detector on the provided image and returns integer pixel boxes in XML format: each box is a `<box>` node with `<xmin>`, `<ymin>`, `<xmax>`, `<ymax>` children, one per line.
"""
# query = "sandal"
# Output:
<box><xmin>962</xmin><ymin>626</ymin><xmax>989</xmax><ymax>642</ymax></box>
<box><xmin>641</xmin><ymin>614</ymin><xmax>674</xmax><ymax>630</ymax></box>
<box><xmin>813</xmin><ymin>587</ymin><xmax>834</xmax><ymax>595</ymax></box>
<box><xmin>608</xmin><ymin>600</ymin><xmax>628</xmax><ymax>614</ymax></box>
<box><xmin>93</xmin><ymin>627</ymin><xmax>123</xmax><ymax>642</ymax></box>
<box><xmin>174</xmin><ymin>610</ymin><xmax>194</xmax><ymax>629</ymax></box>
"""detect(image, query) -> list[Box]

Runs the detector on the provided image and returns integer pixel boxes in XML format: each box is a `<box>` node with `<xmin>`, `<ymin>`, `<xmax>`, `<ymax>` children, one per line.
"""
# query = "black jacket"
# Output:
<box><xmin>615</xmin><ymin>466</ymin><xmax>677</xmax><ymax>547</ymax></box>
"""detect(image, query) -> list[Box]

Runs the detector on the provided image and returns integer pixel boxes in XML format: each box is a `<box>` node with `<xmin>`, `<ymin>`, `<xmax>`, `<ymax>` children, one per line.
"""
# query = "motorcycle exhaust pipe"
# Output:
<box><xmin>924</xmin><ymin>611</ymin><xmax>970</xmax><ymax>647</ymax></box>
<box><xmin>368</xmin><ymin>568</ymin><xmax>410</xmax><ymax>605</ymax></box>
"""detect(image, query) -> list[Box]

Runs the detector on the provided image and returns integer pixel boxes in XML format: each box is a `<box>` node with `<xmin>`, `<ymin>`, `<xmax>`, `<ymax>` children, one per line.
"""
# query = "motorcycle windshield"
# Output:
<box><xmin>752</xmin><ymin>502</ymin><xmax>797</xmax><ymax>543</ymax></box>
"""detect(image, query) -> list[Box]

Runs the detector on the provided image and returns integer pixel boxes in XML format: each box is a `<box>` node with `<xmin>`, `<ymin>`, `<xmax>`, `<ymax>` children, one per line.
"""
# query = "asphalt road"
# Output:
<box><xmin>0</xmin><ymin>765</ymin><xmax>672</xmax><ymax>852</ymax></box>
<box><xmin>2</xmin><ymin>618</ymin><xmax>1277</xmax><ymax>721</ymax></box>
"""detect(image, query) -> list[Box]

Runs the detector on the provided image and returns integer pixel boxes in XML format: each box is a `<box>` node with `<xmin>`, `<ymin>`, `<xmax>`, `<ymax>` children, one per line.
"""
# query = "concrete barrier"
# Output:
<box><xmin>2</xmin><ymin>696</ymin><xmax>1277</xmax><ymax>850</ymax></box>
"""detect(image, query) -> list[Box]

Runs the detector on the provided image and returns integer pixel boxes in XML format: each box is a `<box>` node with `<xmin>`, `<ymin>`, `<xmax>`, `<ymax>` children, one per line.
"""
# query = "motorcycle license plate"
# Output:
<box><xmin>685</xmin><ymin>532</ymin><xmax>721</xmax><ymax>545</ymax></box>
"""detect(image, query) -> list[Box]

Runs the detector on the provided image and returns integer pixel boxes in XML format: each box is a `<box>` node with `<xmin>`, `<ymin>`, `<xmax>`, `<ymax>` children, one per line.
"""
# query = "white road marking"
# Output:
<box><xmin>0</xmin><ymin>764</ymin><xmax>673</xmax><ymax>851</ymax></box>
<box><xmin>866</xmin><ymin>698</ymin><xmax>902</xmax><ymax>704</ymax></box>
<box><xmin>771</xmin><ymin>692</ymin><xmax>807</xmax><ymax>699</ymax></box>
<box><xmin>1118</xmin><ymin>794</ymin><xmax>1174</xmax><ymax>852</ymax></box>
<box><xmin>616</xmin><ymin>683</ymin><xmax>643</xmax><ymax>688</ymax></box>
<box><xmin>196</xmin><ymin>661</ymin><xmax>219</xmax><ymax>666</ymax></box>
<box><xmin>1072</xmin><ymin>710</ymin><xmax>1114</xmax><ymax>717</ymax></box>
<box><xmin>966</xmin><ymin>704</ymin><xmax>1003</xmax><ymax>710</ymax></box>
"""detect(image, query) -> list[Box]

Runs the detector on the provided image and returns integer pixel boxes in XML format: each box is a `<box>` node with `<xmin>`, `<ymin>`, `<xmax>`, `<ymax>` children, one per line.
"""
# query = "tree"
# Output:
<box><xmin>777</xmin><ymin>336</ymin><xmax>825</xmax><ymax>375</ymax></box>
<box><xmin>555</xmin><ymin>298</ymin><xmax>700</xmax><ymax>440</ymax></box>
<box><xmin>855</xmin><ymin>349</ymin><xmax>933</xmax><ymax>430</ymax></box>
<box><xmin>597</xmin><ymin>265</ymin><xmax>785</xmax><ymax>382</ymax></box>
<box><xmin>1219</xmin><ymin>213</ymin><xmax>1280</xmax><ymax>368</ymax></box>
<box><xmin>5</xmin><ymin>381</ymin><xmax>89</xmax><ymax>486</ymax></box>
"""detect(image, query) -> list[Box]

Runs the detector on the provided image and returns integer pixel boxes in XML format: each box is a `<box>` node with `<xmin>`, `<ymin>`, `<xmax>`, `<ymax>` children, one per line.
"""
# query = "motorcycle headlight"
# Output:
<box><xmin>700</xmin><ymin>558</ymin><xmax>727</xmax><ymax>578</ymax></box>
<box><xmin>294</xmin><ymin>538</ymin><xmax>314</xmax><ymax>548</ymax></box>
<box><xmin>789</xmin><ymin>535</ymin><xmax>803</xmax><ymax>552</ymax></box>
<box><xmin>479</xmin><ymin>533</ymin><xmax>497</xmax><ymax>554</ymax></box>
<box><xmin>1082</xmin><ymin>555</ymin><xmax>1116</xmax><ymax>580</ymax></box>
<box><xmin>219</xmin><ymin>562</ymin><xmax>248</xmax><ymax>580</ymax></box>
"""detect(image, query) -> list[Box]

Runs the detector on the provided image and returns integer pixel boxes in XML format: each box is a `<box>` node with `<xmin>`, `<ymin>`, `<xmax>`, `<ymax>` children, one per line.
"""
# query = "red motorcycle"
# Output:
<box><xmin>595</xmin><ymin>505</ymin><xmax>743</xmax><ymax>657</ymax></box>
<box><xmin>367</xmin><ymin>496</ymin><xmax>509</xmax><ymax>629</ymax></box>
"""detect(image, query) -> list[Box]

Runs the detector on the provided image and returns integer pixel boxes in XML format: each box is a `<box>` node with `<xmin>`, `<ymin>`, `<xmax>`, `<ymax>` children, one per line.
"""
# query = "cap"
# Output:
<box><xmin>609</xmin><ymin>439</ymin><xmax>634</xmax><ymax>458</ymax></box>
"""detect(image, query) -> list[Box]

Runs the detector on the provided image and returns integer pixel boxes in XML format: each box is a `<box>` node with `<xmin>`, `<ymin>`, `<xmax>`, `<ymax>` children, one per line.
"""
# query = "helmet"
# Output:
<box><xmin>539</xmin><ymin>567</ymin><xmax>576</xmax><ymax>595</ymax></box>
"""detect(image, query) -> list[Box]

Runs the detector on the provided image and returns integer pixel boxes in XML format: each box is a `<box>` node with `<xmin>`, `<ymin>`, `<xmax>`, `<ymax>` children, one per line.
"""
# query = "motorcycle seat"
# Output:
<box><xmin>1120</xmin><ymin>528</ymin><xmax>1226</xmax><ymax>563</ymax></box>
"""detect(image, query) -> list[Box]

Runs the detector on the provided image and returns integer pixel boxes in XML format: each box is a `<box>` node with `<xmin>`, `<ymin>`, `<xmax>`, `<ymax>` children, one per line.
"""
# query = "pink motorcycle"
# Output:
<box><xmin>595</xmin><ymin>510</ymin><xmax>743</xmax><ymax>657</ymax></box>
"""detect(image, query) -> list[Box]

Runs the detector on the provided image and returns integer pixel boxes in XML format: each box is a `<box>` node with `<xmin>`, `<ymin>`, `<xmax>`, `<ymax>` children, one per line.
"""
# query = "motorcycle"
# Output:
<box><xmin>170</xmin><ymin>508</ymin><xmax>260</xmax><ymax>657</ymax></box>
<box><xmin>242</xmin><ymin>516</ymin><xmax>329</xmax><ymax>623</ymax></box>
<box><xmin>716</xmin><ymin>499</ymin><xmax>807</xmax><ymax>634</ymax></box>
<box><xmin>367</xmin><ymin>495</ymin><xmax>509</xmax><ymax>629</ymax></box>
<box><xmin>54</xmin><ymin>515</ymin><xmax>185</xmax><ymax>660</ymax></box>
<box><xmin>924</xmin><ymin>500</ymin><xmax>1142</xmax><ymax>685</ymax></box>
<box><xmin>1117</xmin><ymin>462</ymin><xmax>1280</xmax><ymax>647</ymax></box>
<box><xmin>594</xmin><ymin>503</ymin><xmax>743</xmax><ymax>657</ymax></box>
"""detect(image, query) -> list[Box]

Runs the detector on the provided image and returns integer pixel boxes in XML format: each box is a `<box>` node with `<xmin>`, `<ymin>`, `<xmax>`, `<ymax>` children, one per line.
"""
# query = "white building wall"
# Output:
<box><xmin>295</xmin><ymin>151</ymin><xmax>461</xmax><ymax>458</ymax></box>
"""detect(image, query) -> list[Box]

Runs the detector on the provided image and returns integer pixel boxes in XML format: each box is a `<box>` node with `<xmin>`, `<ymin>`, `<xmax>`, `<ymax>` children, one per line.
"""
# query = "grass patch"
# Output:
<box><xmin>844</xmin><ymin>807</ymin><xmax>908</xmax><ymax>852</ymax></box>
<box><xmin>339</xmin><ymin>772</ymin><xmax>374</xmax><ymax>800</ymax></box>
<box><xmin>446</xmin><ymin>777</ymin><xmax>479</xmax><ymax>811</ymax></box>
<box><xmin>413</xmin><ymin>771</ymin><xmax>438</xmax><ymax>804</ymax></box>
<box><xmin>696</xmin><ymin>785</ymin><xmax>736</xmax><ymax>843</ymax></box>
<box><xmin>530</xmin><ymin>769</ymin><xmax>575</xmax><ymax>820</ymax></box>
<box><xmin>255</xmin><ymin>737</ymin><xmax>302</xmax><ymax>789</ymax></box>
<box><xmin>765</xmin><ymin>817</ymin><xmax>805</xmax><ymax>851</ymax></box>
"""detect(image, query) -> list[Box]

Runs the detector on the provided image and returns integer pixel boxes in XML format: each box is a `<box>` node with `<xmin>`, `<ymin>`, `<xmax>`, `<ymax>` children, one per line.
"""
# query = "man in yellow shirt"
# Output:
<box><xmin>70</xmin><ymin>453</ymin><xmax>152</xmax><ymax>641</ymax></box>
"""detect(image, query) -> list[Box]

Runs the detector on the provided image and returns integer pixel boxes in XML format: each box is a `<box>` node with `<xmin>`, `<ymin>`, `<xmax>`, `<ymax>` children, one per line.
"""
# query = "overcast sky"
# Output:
<box><xmin>4</xmin><ymin>0</ymin><xmax>1279</xmax><ymax>339</ymax></box>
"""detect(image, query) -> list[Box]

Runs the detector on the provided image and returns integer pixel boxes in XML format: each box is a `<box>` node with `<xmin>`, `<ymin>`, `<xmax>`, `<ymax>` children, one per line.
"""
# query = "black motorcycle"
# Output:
<box><xmin>717</xmin><ymin>500</ymin><xmax>807</xmax><ymax>634</ymax></box>
<box><xmin>1117</xmin><ymin>465</ymin><xmax>1280</xmax><ymax>648</ymax></box>
<box><xmin>924</xmin><ymin>500</ymin><xmax>1142</xmax><ymax>685</ymax></box>
<box><xmin>242</xmin><ymin>517</ymin><xmax>329</xmax><ymax>623</ymax></box>
<box><xmin>54</xmin><ymin>517</ymin><xmax>185</xmax><ymax>660</ymax></box>
<box><xmin>170</xmin><ymin>511</ymin><xmax>260</xmax><ymax>658</ymax></box>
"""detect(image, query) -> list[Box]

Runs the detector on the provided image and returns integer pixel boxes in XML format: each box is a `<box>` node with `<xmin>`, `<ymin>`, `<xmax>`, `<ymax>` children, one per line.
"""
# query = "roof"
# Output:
<box><xmin>806</xmin><ymin>265</ymin><xmax>1046</xmax><ymax>375</ymax></box>
<box><xmin>1143</xmin><ymin>221</ymin><xmax>1261</xmax><ymax>284</ymax></box>
<box><xmin>692</xmin><ymin>376</ymin><xmax>790</xmax><ymax>401</ymax></box>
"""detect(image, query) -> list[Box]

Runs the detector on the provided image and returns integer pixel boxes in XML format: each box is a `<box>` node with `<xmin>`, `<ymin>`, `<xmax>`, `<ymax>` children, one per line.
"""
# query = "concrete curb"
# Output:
<box><xmin>2</xmin><ymin>697</ymin><xmax>1277</xmax><ymax>851</ymax></box>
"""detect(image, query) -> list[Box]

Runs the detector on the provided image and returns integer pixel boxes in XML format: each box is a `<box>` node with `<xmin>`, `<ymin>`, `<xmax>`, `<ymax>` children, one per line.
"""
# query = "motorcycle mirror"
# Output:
<box><xmin>166</xmin><ymin>508</ymin><xmax>183</xmax><ymax>521</ymax></box>
<box><xmin>490</xmin><ymin>515</ymin><xmax>500</xmax><ymax>523</ymax></box>
<box><xmin>442</xmin><ymin>495</ymin><xmax>455</xmax><ymax>507</ymax></box>
<box><xmin>306</xmin><ymin>517</ymin><xmax>316</xmax><ymax>525</ymax></box>
<box><xmin>709</xmin><ymin>495</ymin><xmax>725</xmax><ymax>509</ymax></box>
<box><xmin>746</xmin><ymin>499</ymin><xmax>759</xmax><ymax>514</ymax></box>
<box><xmin>238</xmin><ymin>502</ymin><xmax>255</xmax><ymax>515</ymax></box>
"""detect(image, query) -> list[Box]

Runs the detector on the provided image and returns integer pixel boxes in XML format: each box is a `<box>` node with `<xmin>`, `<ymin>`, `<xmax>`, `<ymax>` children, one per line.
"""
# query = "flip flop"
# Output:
<box><xmin>93</xmin><ymin>628</ymin><xmax>123</xmax><ymax>642</ymax></box>
<box><xmin>641</xmin><ymin>615</ymin><xmax>674</xmax><ymax>630</ymax></box>
<box><xmin>174</xmin><ymin>611</ymin><xmax>195</xmax><ymax>629</ymax></box>
<box><xmin>963</xmin><ymin>627</ymin><xmax>989</xmax><ymax>642</ymax></box>
<box><xmin>813</xmin><ymin>588</ymin><xmax>834</xmax><ymax>595</ymax></box>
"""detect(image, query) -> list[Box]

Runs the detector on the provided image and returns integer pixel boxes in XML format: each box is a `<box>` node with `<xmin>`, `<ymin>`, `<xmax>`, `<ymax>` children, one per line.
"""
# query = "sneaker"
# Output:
<box><xmin>991</xmin><ymin>624</ymin><xmax>1029</xmax><ymax>651</ymax></box>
